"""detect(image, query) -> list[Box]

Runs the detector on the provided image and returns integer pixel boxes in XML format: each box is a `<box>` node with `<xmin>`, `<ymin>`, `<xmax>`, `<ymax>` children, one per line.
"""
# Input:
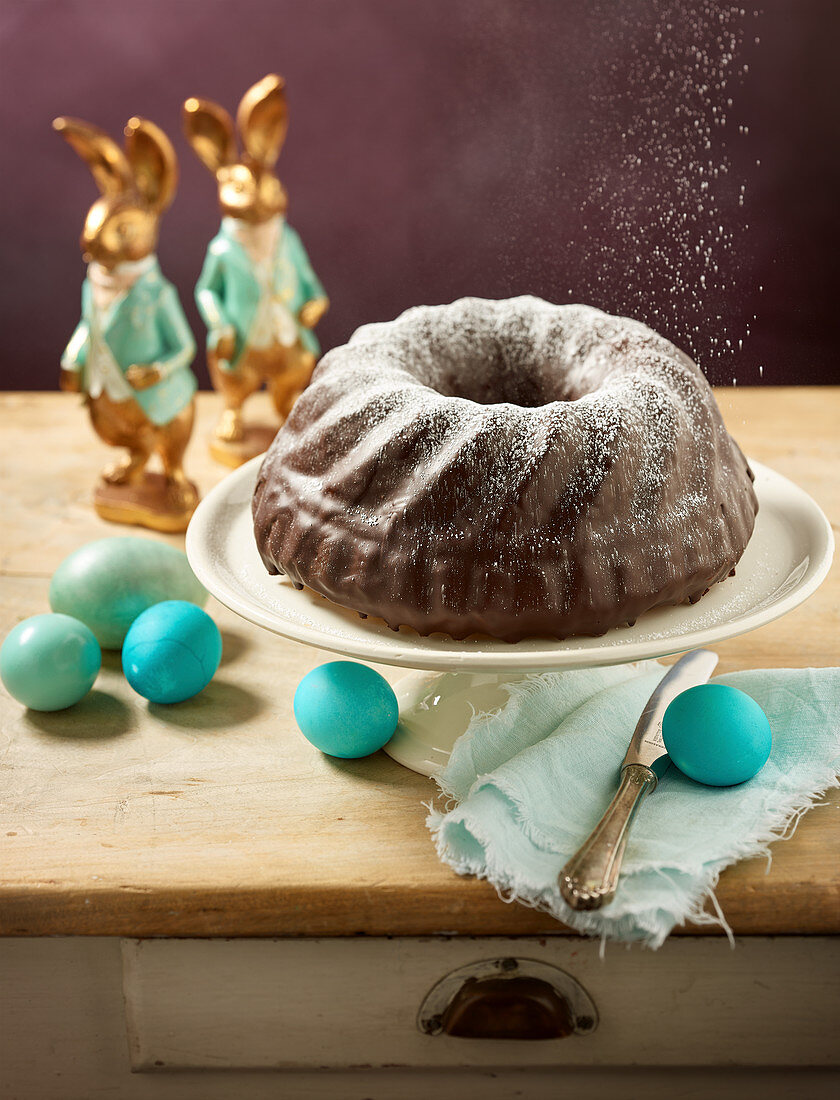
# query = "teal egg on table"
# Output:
<box><xmin>0</xmin><ymin>613</ymin><xmax>101</xmax><ymax>711</ymax></box>
<box><xmin>49</xmin><ymin>537</ymin><xmax>207</xmax><ymax>649</ymax></box>
<box><xmin>122</xmin><ymin>601</ymin><xmax>222</xmax><ymax>705</ymax></box>
<box><xmin>662</xmin><ymin>683</ymin><xmax>772</xmax><ymax>787</ymax></box>
<box><xmin>294</xmin><ymin>661</ymin><xmax>399</xmax><ymax>758</ymax></box>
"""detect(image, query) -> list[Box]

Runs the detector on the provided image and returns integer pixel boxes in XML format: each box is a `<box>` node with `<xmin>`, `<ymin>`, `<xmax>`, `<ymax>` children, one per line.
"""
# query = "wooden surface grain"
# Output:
<box><xmin>0</xmin><ymin>389</ymin><xmax>837</xmax><ymax>937</ymax></box>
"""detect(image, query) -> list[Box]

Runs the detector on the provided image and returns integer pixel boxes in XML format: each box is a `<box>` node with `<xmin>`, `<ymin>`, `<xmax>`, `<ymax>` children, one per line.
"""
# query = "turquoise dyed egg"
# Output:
<box><xmin>662</xmin><ymin>683</ymin><xmax>772</xmax><ymax>787</ymax></box>
<box><xmin>122</xmin><ymin>601</ymin><xmax>222</xmax><ymax>704</ymax></box>
<box><xmin>294</xmin><ymin>661</ymin><xmax>399</xmax><ymax>758</ymax></box>
<box><xmin>0</xmin><ymin>613</ymin><xmax>101</xmax><ymax>711</ymax></box>
<box><xmin>49</xmin><ymin>537</ymin><xmax>207</xmax><ymax>649</ymax></box>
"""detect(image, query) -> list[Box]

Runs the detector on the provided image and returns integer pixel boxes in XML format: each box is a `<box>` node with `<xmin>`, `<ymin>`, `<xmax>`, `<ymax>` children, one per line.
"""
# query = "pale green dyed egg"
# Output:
<box><xmin>0</xmin><ymin>614</ymin><xmax>101</xmax><ymax>711</ymax></box>
<box><xmin>49</xmin><ymin>537</ymin><xmax>207</xmax><ymax>649</ymax></box>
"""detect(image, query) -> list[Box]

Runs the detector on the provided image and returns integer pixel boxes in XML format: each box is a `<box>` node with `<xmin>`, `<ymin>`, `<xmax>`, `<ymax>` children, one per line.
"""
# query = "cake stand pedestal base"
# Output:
<box><xmin>385</xmin><ymin>669</ymin><xmax>532</xmax><ymax>777</ymax></box>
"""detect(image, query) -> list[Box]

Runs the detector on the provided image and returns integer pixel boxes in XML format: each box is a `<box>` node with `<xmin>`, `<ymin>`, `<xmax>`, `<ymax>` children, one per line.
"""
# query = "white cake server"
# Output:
<box><xmin>559</xmin><ymin>648</ymin><xmax>719</xmax><ymax>911</ymax></box>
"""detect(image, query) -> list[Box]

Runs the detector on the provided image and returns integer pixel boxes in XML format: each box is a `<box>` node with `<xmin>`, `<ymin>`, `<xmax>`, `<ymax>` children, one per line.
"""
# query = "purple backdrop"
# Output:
<box><xmin>1</xmin><ymin>0</ymin><xmax>838</xmax><ymax>389</ymax></box>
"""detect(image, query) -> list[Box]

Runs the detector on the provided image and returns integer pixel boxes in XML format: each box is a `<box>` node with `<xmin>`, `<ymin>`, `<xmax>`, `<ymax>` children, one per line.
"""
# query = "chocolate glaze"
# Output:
<box><xmin>252</xmin><ymin>298</ymin><xmax>758</xmax><ymax>642</ymax></box>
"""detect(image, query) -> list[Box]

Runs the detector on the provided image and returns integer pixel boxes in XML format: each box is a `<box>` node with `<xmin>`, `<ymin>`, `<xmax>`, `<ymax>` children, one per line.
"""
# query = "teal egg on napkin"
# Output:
<box><xmin>294</xmin><ymin>661</ymin><xmax>399</xmax><ymax>758</ymax></box>
<box><xmin>122</xmin><ymin>601</ymin><xmax>222</xmax><ymax>704</ymax></box>
<box><xmin>49</xmin><ymin>537</ymin><xmax>207</xmax><ymax>649</ymax></box>
<box><xmin>662</xmin><ymin>682</ymin><xmax>772</xmax><ymax>786</ymax></box>
<box><xmin>0</xmin><ymin>613</ymin><xmax>101</xmax><ymax>711</ymax></box>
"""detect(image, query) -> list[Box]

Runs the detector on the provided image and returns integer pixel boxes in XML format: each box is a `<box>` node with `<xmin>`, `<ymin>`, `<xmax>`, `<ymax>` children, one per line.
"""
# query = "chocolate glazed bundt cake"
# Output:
<box><xmin>252</xmin><ymin>297</ymin><xmax>758</xmax><ymax>642</ymax></box>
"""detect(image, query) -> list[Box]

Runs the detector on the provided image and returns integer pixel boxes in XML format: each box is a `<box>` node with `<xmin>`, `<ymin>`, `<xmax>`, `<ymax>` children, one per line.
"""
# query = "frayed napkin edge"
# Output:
<box><xmin>427</xmin><ymin>767</ymin><xmax>840</xmax><ymax>951</ymax></box>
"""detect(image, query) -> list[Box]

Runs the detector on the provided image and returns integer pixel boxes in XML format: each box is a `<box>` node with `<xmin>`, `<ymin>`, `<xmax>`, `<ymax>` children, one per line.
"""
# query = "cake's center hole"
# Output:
<box><xmin>438</xmin><ymin>355</ymin><xmax>586</xmax><ymax>408</ymax></box>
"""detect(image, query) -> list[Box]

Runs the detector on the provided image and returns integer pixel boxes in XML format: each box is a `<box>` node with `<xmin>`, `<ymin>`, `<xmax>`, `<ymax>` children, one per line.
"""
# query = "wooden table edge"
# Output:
<box><xmin>1</xmin><ymin>882</ymin><xmax>837</xmax><ymax>938</ymax></box>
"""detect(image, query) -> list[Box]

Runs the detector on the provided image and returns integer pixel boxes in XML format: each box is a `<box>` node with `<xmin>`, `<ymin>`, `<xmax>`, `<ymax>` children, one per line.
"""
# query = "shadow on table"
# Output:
<box><xmin>24</xmin><ymin>690</ymin><xmax>133</xmax><ymax>741</ymax></box>
<box><xmin>320</xmin><ymin>748</ymin><xmax>427</xmax><ymax>788</ymax></box>
<box><xmin>147</xmin><ymin>679</ymin><xmax>264</xmax><ymax>731</ymax></box>
<box><xmin>218</xmin><ymin>629</ymin><xmax>254</xmax><ymax>667</ymax></box>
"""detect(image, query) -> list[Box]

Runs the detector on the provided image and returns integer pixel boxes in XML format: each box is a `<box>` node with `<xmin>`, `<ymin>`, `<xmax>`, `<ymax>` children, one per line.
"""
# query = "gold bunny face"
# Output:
<box><xmin>54</xmin><ymin>115</ymin><xmax>178</xmax><ymax>270</ymax></box>
<box><xmin>81</xmin><ymin>198</ymin><xmax>158</xmax><ymax>266</ymax></box>
<box><xmin>183</xmin><ymin>74</ymin><xmax>289</xmax><ymax>225</ymax></box>
<box><xmin>216</xmin><ymin>163</ymin><xmax>286</xmax><ymax>223</ymax></box>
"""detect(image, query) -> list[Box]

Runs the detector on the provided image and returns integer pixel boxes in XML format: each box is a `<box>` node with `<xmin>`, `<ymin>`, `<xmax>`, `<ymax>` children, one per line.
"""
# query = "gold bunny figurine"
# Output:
<box><xmin>184</xmin><ymin>74</ymin><xmax>328</xmax><ymax>466</ymax></box>
<box><xmin>55</xmin><ymin>115</ymin><xmax>200</xmax><ymax>532</ymax></box>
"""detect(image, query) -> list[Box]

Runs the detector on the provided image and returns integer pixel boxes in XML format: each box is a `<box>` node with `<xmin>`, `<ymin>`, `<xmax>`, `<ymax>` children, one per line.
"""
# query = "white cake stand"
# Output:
<box><xmin>186</xmin><ymin>457</ymin><xmax>833</xmax><ymax>777</ymax></box>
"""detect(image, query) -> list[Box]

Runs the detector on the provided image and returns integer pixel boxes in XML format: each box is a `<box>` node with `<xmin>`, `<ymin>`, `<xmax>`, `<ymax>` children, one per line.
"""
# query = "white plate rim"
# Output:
<box><xmin>186</xmin><ymin>456</ymin><xmax>834</xmax><ymax>672</ymax></box>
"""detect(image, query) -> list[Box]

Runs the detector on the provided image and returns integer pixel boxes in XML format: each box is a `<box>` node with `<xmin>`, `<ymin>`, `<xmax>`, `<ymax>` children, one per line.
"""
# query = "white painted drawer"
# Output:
<box><xmin>122</xmin><ymin>936</ymin><xmax>840</xmax><ymax>1070</ymax></box>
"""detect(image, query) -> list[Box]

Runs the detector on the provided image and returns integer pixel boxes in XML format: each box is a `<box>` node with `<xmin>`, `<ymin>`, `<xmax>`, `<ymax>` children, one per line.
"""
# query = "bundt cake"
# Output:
<box><xmin>252</xmin><ymin>297</ymin><xmax>758</xmax><ymax>642</ymax></box>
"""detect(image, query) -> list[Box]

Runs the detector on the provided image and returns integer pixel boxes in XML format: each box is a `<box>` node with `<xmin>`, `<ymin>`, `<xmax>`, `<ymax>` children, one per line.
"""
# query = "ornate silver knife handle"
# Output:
<box><xmin>558</xmin><ymin>763</ymin><xmax>658</xmax><ymax>911</ymax></box>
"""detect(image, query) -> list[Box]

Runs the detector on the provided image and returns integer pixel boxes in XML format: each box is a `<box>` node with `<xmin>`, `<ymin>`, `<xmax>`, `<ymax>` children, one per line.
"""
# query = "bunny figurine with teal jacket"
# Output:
<box><xmin>54</xmin><ymin>114</ymin><xmax>200</xmax><ymax>532</ymax></box>
<box><xmin>184</xmin><ymin>74</ymin><xmax>328</xmax><ymax>466</ymax></box>
<box><xmin>63</xmin><ymin>260</ymin><xmax>196</xmax><ymax>428</ymax></box>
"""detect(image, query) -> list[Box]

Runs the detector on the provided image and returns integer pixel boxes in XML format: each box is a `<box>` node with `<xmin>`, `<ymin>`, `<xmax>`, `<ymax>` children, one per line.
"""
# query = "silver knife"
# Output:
<box><xmin>558</xmin><ymin>649</ymin><xmax>719</xmax><ymax>911</ymax></box>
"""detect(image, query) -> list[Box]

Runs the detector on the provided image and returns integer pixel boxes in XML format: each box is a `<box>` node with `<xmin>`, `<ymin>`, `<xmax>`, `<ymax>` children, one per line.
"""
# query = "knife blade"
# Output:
<box><xmin>622</xmin><ymin>648</ymin><xmax>720</xmax><ymax>777</ymax></box>
<box><xmin>558</xmin><ymin>648</ymin><xmax>719</xmax><ymax>911</ymax></box>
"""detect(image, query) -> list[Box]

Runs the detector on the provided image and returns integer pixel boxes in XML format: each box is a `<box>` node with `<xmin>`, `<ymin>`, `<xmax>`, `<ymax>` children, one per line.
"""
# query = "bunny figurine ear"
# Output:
<box><xmin>124</xmin><ymin>117</ymin><xmax>178</xmax><ymax>213</ymax></box>
<box><xmin>236</xmin><ymin>73</ymin><xmax>288</xmax><ymax>168</ymax></box>
<box><xmin>53</xmin><ymin>116</ymin><xmax>133</xmax><ymax>197</ymax></box>
<box><xmin>182</xmin><ymin>96</ymin><xmax>237</xmax><ymax>175</ymax></box>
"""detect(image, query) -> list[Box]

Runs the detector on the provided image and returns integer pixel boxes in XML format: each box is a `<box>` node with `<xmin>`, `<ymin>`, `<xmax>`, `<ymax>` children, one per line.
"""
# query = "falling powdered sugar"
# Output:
<box><xmin>570</xmin><ymin>1</ymin><xmax>761</xmax><ymax>382</ymax></box>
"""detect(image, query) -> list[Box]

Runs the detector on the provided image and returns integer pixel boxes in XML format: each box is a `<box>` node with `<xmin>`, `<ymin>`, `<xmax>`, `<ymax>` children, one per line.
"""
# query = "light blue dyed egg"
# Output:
<box><xmin>49</xmin><ymin>537</ymin><xmax>207</xmax><ymax>649</ymax></box>
<box><xmin>294</xmin><ymin>661</ymin><xmax>399</xmax><ymax>758</ymax></box>
<box><xmin>122</xmin><ymin>601</ymin><xmax>222</xmax><ymax>704</ymax></box>
<box><xmin>0</xmin><ymin>613</ymin><xmax>101</xmax><ymax>711</ymax></box>
<box><xmin>662</xmin><ymin>683</ymin><xmax>772</xmax><ymax>787</ymax></box>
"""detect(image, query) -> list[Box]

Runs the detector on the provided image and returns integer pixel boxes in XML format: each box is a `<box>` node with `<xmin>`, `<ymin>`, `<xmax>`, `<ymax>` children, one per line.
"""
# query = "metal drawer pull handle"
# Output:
<box><xmin>418</xmin><ymin>957</ymin><xmax>598</xmax><ymax>1041</ymax></box>
<box><xmin>441</xmin><ymin>976</ymin><xmax>575</xmax><ymax>1040</ymax></box>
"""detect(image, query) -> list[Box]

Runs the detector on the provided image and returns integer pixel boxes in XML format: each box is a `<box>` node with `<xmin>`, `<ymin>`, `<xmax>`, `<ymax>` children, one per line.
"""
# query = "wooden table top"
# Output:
<box><xmin>0</xmin><ymin>388</ymin><xmax>837</xmax><ymax>938</ymax></box>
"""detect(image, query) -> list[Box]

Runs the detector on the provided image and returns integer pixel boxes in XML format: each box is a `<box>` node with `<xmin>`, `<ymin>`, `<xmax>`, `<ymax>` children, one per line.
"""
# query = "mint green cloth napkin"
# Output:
<box><xmin>427</xmin><ymin>663</ymin><xmax>840</xmax><ymax>948</ymax></box>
